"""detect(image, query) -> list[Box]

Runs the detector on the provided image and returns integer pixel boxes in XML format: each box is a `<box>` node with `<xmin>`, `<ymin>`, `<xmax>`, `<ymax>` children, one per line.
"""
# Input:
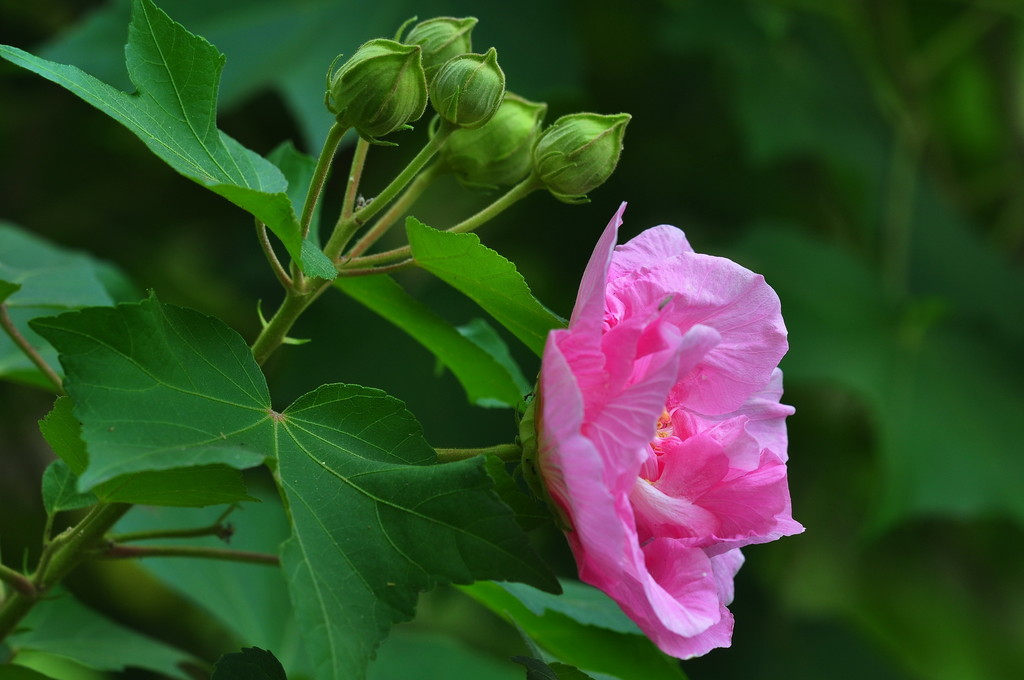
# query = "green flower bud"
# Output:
<box><xmin>405</xmin><ymin>16</ymin><xmax>477</xmax><ymax>81</ymax></box>
<box><xmin>429</xmin><ymin>48</ymin><xmax>506</xmax><ymax>130</ymax></box>
<box><xmin>327</xmin><ymin>39</ymin><xmax>427</xmax><ymax>141</ymax></box>
<box><xmin>533</xmin><ymin>112</ymin><xmax>631</xmax><ymax>203</ymax></box>
<box><xmin>441</xmin><ymin>92</ymin><xmax>547</xmax><ymax>189</ymax></box>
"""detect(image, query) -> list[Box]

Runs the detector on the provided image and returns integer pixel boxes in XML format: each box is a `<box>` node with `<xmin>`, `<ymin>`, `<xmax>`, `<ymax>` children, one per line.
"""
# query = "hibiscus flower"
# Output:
<box><xmin>536</xmin><ymin>203</ymin><xmax>803</xmax><ymax>658</ymax></box>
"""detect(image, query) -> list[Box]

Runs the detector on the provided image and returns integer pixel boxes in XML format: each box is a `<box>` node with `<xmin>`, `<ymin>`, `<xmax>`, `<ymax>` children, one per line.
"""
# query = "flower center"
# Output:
<box><xmin>654</xmin><ymin>410</ymin><xmax>673</xmax><ymax>441</ymax></box>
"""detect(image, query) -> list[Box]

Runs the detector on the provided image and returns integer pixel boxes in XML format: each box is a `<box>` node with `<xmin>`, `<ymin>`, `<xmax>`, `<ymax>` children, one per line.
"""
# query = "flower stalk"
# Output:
<box><xmin>340</xmin><ymin>172</ymin><xmax>542</xmax><ymax>270</ymax></box>
<box><xmin>345</xmin><ymin>162</ymin><xmax>444</xmax><ymax>259</ymax></box>
<box><xmin>301</xmin><ymin>122</ymin><xmax>348</xmax><ymax>239</ymax></box>
<box><xmin>325</xmin><ymin>122</ymin><xmax>455</xmax><ymax>260</ymax></box>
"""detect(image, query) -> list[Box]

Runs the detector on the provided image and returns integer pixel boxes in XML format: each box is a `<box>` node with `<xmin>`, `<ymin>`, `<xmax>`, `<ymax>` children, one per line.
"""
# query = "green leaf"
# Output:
<box><xmin>336</xmin><ymin>274</ymin><xmax>526</xmax><ymax>408</ymax></box>
<box><xmin>277</xmin><ymin>383</ymin><xmax>559</xmax><ymax>680</ymax></box>
<box><xmin>40</xmin><ymin>460</ymin><xmax>96</xmax><ymax>514</ymax></box>
<box><xmin>212</xmin><ymin>648</ymin><xmax>288</xmax><ymax>680</ymax></box>
<box><xmin>456</xmin><ymin>318</ymin><xmax>532</xmax><ymax>396</ymax></box>
<box><xmin>496</xmin><ymin>581</ymin><xmax>643</xmax><ymax>636</ymax></box>
<box><xmin>8</xmin><ymin>592</ymin><xmax>196</xmax><ymax>678</ymax></box>
<box><xmin>0</xmin><ymin>222</ymin><xmax>129</xmax><ymax>387</ymax></box>
<box><xmin>461</xmin><ymin>582</ymin><xmax>688</xmax><ymax>680</ymax></box>
<box><xmin>0</xmin><ymin>666</ymin><xmax>60</xmax><ymax>680</ymax></box>
<box><xmin>38</xmin><ymin>397</ymin><xmax>88</xmax><ymax>475</ymax></box>
<box><xmin>267</xmin><ymin>141</ymin><xmax>321</xmax><ymax>244</ymax></box>
<box><xmin>406</xmin><ymin>218</ymin><xmax>565</xmax><ymax>356</ymax></box>
<box><xmin>513</xmin><ymin>657</ymin><xmax>598</xmax><ymax>680</ymax></box>
<box><xmin>39</xmin><ymin>395</ymin><xmax>256</xmax><ymax>507</ymax></box>
<box><xmin>99</xmin><ymin>466</ymin><xmax>257</xmax><ymax>506</ymax></box>
<box><xmin>0</xmin><ymin>0</ymin><xmax>332</xmax><ymax>279</ymax></box>
<box><xmin>0</xmin><ymin>281</ymin><xmax>20</xmax><ymax>304</ymax></box>
<box><xmin>31</xmin><ymin>295</ymin><xmax>554</xmax><ymax>679</ymax></box>
<box><xmin>484</xmin><ymin>457</ymin><xmax>551</xmax><ymax>532</ymax></box>
<box><xmin>369</xmin><ymin>630</ymin><xmax>522</xmax><ymax>680</ymax></box>
<box><xmin>31</xmin><ymin>295</ymin><xmax>272</xmax><ymax>491</ymax></box>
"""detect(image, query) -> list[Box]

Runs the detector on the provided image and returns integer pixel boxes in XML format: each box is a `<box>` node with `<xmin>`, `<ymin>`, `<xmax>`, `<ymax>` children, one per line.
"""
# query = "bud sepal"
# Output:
<box><xmin>533</xmin><ymin>112</ymin><xmax>631</xmax><ymax>203</ymax></box>
<box><xmin>327</xmin><ymin>38</ymin><xmax>428</xmax><ymax>143</ymax></box>
<box><xmin>404</xmin><ymin>16</ymin><xmax>477</xmax><ymax>81</ymax></box>
<box><xmin>429</xmin><ymin>48</ymin><xmax>506</xmax><ymax>130</ymax></box>
<box><xmin>441</xmin><ymin>92</ymin><xmax>547</xmax><ymax>190</ymax></box>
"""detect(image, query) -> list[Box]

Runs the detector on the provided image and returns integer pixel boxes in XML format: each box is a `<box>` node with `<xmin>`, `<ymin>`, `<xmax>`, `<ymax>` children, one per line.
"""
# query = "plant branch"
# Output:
<box><xmin>0</xmin><ymin>563</ymin><xmax>34</xmax><ymax>599</ymax></box>
<box><xmin>0</xmin><ymin>502</ymin><xmax>130</xmax><ymax>642</ymax></box>
<box><xmin>99</xmin><ymin>544</ymin><xmax>279</xmax><ymax>566</ymax></box>
<box><xmin>345</xmin><ymin>162</ymin><xmax>444</xmax><ymax>259</ymax></box>
<box><xmin>0</xmin><ymin>303</ymin><xmax>64</xmax><ymax>395</ymax></box>
<box><xmin>300</xmin><ymin>122</ymin><xmax>347</xmax><ymax>239</ymax></box>
<box><xmin>334</xmin><ymin>259</ymin><xmax>416</xmax><ymax>277</ymax></box>
<box><xmin>250</xmin><ymin>287</ymin><xmax>318</xmax><ymax>366</ymax></box>
<box><xmin>435</xmin><ymin>443</ymin><xmax>522</xmax><ymax>463</ymax></box>
<box><xmin>324</xmin><ymin>123</ymin><xmax>455</xmax><ymax>260</ymax></box>
<box><xmin>340</xmin><ymin>137</ymin><xmax>371</xmax><ymax>221</ymax></box>
<box><xmin>340</xmin><ymin>173</ymin><xmax>543</xmax><ymax>270</ymax></box>
<box><xmin>256</xmin><ymin>221</ymin><xmax>292</xmax><ymax>289</ymax></box>
<box><xmin>110</xmin><ymin>505</ymin><xmax>237</xmax><ymax>544</ymax></box>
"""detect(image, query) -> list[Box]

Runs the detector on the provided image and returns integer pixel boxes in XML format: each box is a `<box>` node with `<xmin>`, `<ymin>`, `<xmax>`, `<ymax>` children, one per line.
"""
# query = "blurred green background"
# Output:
<box><xmin>2</xmin><ymin>0</ymin><xmax>1023</xmax><ymax>678</ymax></box>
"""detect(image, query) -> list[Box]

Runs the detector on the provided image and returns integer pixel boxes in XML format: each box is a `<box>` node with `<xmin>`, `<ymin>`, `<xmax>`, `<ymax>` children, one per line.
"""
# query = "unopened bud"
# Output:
<box><xmin>327</xmin><ymin>39</ymin><xmax>427</xmax><ymax>141</ymax></box>
<box><xmin>430</xmin><ymin>48</ymin><xmax>506</xmax><ymax>130</ymax></box>
<box><xmin>405</xmin><ymin>17</ymin><xmax>477</xmax><ymax>81</ymax></box>
<box><xmin>441</xmin><ymin>93</ymin><xmax>547</xmax><ymax>189</ymax></box>
<box><xmin>533</xmin><ymin>113</ymin><xmax>630</xmax><ymax>203</ymax></box>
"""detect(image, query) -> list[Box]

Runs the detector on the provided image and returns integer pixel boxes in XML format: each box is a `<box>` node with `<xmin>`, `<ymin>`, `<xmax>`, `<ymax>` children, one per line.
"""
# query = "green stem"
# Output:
<box><xmin>324</xmin><ymin>123</ymin><xmax>455</xmax><ymax>260</ymax></box>
<box><xmin>448</xmin><ymin>173</ymin><xmax>542</xmax><ymax>234</ymax></box>
<box><xmin>99</xmin><ymin>544</ymin><xmax>279</xmax><ymax>566</ymax></box>
<box><xmin>435</xmin><ymin>443</ymin><xmax>522</xmax><ymax>463</ymax></box>
<box><xmin>0</xmin><ymin>563</ymin><xmax>34</xmax><ymax>598</ymax></box>
<box><xmin>300</xmin><ymin>122</ymin><xmax>348</xmax><ymax>239</ymax></box>
<box><xmin>0</xmin><ymin>303</ymin><xmax>64</xmax><ymax>395</ymax></box>
<box><xmin>334</xmin><ymin>259</ymin><xmax>416</xmax><ymax>277</ymax></box>
<box><xmin>250</xmin><ymin>287</ymin><xmax>319</xmax><ymax>366</ymax></box>
<box><xmin>256</xmin><ymin>221</ymin><xmax>291</xmax><ymax>289</ymax></box>
<box><xmin>341</xmin><ymin>173</ymin><xmax>542</xmax><ymax>270</ymax></box>
<box><xmin>341</xmin><ymin>137</ymin><xmax>371</xmax><ymax>221</ymax></box>
<box><xmin>111</xmin><ymin>506</ymin><xmax>236</xmax><ymax>544</ymax></box>
<box><xmin>0</xmin><ymin>502</ymin><xmax>130</xmax><ymax>642</ymax></box>
<box><xmin>345</xmin><ymin>162</ymin><xmax>443</xmax><ymax>259</ymax></box>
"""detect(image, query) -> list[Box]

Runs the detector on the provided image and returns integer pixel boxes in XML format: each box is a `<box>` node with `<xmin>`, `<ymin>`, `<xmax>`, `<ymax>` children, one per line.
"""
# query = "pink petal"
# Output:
<box><xmin>569</xmin><ymin>202</ymin><xmax>626</xmax><ymax>333</ymax></box>
<box><xmin>609</xmin><ymin>225</ymin><xmax>695</xmax><ymax>284</ymax></box>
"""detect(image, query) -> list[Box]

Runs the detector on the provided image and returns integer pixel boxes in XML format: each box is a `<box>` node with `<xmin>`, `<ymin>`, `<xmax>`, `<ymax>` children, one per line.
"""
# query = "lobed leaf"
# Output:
<box><xmin>277</xmin><ymin>383</ymin><xmax>558</xmax><ymax>680</ymax></box>
<box><xmin>32</xmin><ymin>295</ymin><xmax>556</xmax><ymax>679</ymax></box>
<box><xmin>31</xmin><ymin>295</ymin><xmax>271</xmax><ymax>491</ymax></box>
<box><xmin>406</xmin><ymin>218</ymin><xmax>565</xmax><ymax>356</ymax></box>
<box><xmin>39</xmin><ymin>396</ymin><xmax>256</xmax><ymax>507</ymax></box>
<box><xmin>0</xmin><ymin>0</ymin><xmax>333</xmax><ymax>278</ymax></box>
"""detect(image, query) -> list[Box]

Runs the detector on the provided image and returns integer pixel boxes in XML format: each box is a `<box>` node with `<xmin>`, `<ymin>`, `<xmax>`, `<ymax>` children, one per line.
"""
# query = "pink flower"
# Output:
<box><xmin>537</xmin><ymin>203</ymin><xmax>802</xmax><ymax>658</ymax></box>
